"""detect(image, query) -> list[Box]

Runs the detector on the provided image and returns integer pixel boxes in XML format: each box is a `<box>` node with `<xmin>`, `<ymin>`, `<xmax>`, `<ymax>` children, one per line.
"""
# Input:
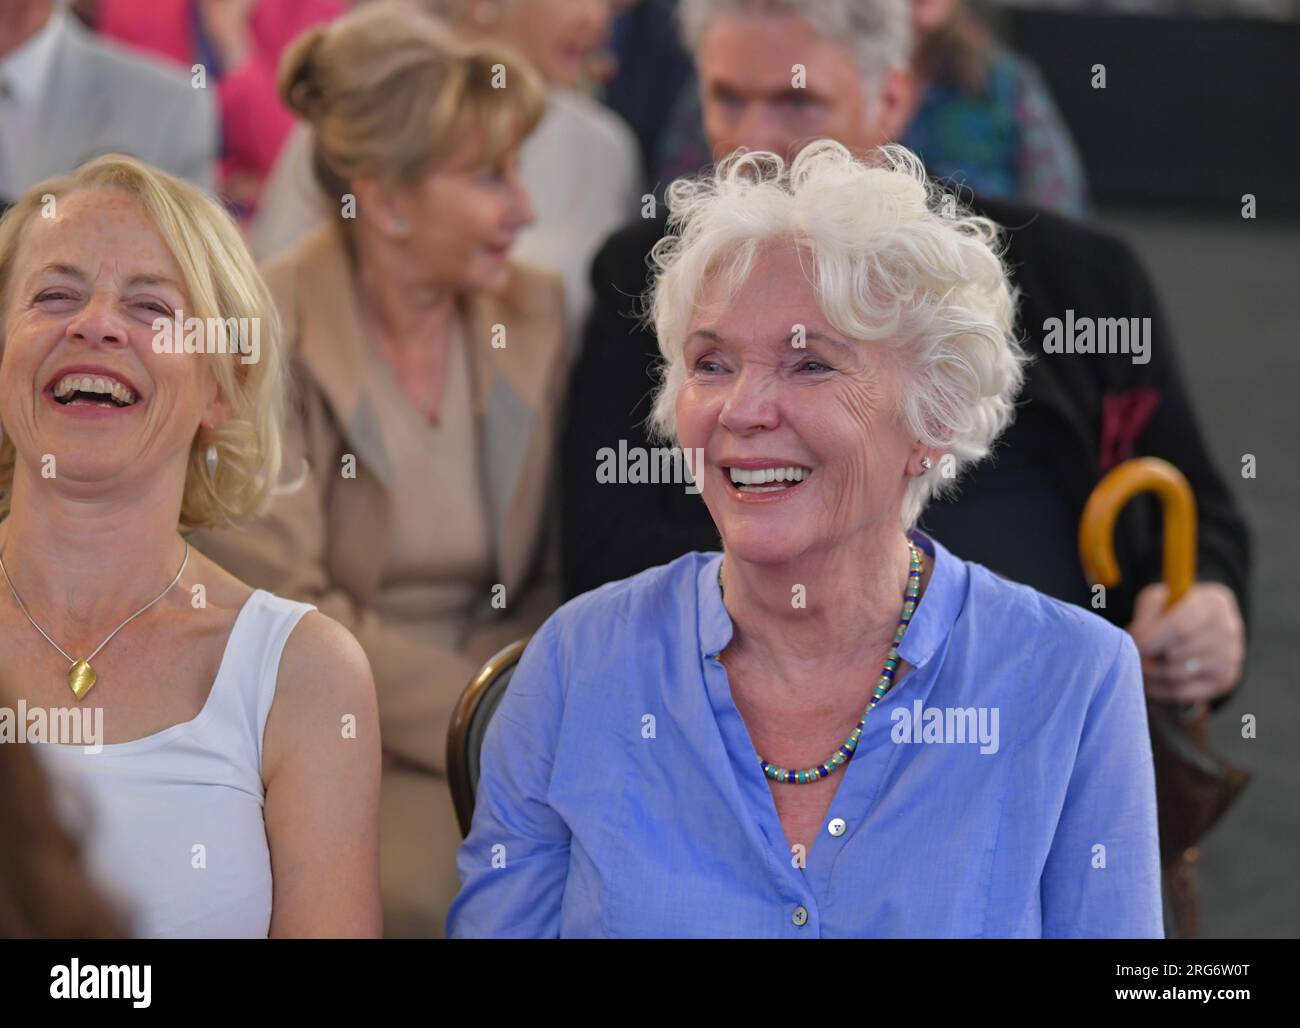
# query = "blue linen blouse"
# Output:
<box><xmin>447</xmin><ymin>531</ymin><xmax>1163</xmax><ymax>938</ymax></box>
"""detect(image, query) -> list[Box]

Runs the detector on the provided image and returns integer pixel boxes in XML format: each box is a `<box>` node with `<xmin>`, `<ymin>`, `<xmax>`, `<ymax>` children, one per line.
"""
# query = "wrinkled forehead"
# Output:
<box><xmin>688</xmin><ymin>244</ymin><xmax>834</xmax><ymax>338</ymax></box>
<box><xmin>8</xmin><ymin>188</ymin><xmax>185</xmax><ymax>295</ymax></box>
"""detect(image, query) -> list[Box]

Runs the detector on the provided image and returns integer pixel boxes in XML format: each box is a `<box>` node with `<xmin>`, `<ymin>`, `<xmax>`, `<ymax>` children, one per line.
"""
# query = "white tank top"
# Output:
<box><xmin>35</xmin><ymin>590</ymin><xmax>315</xmax><ymax>938</ymax></box>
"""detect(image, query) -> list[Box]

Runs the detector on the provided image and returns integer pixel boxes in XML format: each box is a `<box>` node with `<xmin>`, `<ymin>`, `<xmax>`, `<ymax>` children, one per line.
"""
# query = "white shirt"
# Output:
<box><xmin>36</xmin><ymin>590</ymin><xmax>315</xmax><ymax>938</ymax></box>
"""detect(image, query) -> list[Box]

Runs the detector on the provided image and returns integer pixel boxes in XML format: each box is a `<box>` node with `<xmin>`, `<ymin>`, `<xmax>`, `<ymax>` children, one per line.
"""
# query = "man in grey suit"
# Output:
<box><xmin>0</xmin><ymin>0</ymin><xmax>216</xmax><ymax>198</ymax></box>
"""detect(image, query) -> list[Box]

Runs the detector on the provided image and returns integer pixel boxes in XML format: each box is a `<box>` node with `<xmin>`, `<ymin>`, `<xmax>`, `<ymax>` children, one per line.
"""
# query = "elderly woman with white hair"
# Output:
<box><xmin>0</xmin><ymin>154</ymin><xmax>381</xmax><ymax>937</ymax></box>
<box><xmin>449</xmin><ymin>141</ymin><xmax>1163</xmax><ymax>938</ymax></box>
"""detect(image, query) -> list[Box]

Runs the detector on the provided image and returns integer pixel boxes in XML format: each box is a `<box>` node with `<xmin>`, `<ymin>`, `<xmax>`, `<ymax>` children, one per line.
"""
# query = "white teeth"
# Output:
<box><xmin>728</xmin><ymin>465</ymin><xmax>810</xmax><ymax>486</ymax></box>
<box><xmin>52</xmin><ymin>373</ymin><xmax>136</xmax><ymax>405</ymax></box>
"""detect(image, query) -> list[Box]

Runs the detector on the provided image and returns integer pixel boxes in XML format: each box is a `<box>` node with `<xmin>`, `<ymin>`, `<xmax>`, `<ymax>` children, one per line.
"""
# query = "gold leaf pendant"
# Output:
<box><xmin>68</xmin><ymin>660</ymin><xmax>97</xmax><ymax>701</ymax></box>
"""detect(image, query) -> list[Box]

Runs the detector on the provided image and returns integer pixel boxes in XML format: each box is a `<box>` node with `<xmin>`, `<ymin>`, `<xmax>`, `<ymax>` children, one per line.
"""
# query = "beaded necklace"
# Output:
<box><xmin>718</xmin><ymin>540</ymin><xmax>924</xmax><ymax>785</ymax></box>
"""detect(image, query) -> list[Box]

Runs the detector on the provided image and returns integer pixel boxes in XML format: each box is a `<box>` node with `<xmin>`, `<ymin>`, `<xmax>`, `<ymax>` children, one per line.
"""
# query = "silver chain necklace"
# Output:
<box><xmin>0</xmin><ymin>540</ymin><xmax>190</xmax><ymax>700</ymax></box>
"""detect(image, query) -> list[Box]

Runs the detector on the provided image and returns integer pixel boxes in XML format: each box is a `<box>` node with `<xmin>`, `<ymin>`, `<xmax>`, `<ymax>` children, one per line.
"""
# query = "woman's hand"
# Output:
<box><xmin>1126</xmin><ymin>581</ymin><xmax>1245</xmax><ymax>704</ymax></box>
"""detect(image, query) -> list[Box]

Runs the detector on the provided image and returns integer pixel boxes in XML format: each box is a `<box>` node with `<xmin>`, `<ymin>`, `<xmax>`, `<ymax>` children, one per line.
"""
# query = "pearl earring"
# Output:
<box><xmin>206</xmin><ymin>444</ymin><xmax>219</xmax><ymax>480</ymax></box>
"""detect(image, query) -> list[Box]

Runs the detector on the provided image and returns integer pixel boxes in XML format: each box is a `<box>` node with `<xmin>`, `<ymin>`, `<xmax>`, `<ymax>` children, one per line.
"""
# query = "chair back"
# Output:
<box><xmin>446</xmin><ymin>637</ymin><xmax>529</xmax><ymax>837</ymax></box>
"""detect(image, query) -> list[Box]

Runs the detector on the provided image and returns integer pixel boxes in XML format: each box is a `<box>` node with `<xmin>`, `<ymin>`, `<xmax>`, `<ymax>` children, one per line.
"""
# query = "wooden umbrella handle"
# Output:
<box><xmin>1079</xmin><ymin>457</ymin><xmax>1197</xmax><ymax>608</ymax></box>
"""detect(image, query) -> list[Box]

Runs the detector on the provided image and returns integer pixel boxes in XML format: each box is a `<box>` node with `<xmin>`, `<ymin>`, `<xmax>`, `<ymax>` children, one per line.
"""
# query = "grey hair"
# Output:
<box><xmin>678</xmin><ymin>0</ymin><xmax>913</xmax><ymax>96</ymax></box>
<box><xmin>647</xmin><ymin>140</ymin><xmax>1028</xmax><ymax>531</ymax></box>
<box><xmin>411</xmin><ymin>0</ymin><xmax>521</xmax><ymax>23</ymax></box>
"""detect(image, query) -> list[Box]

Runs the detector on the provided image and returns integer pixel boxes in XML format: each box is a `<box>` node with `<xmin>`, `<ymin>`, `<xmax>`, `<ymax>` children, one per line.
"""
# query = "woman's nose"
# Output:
<box><xmin>66</xmin><ymin>292</ymin><xmax>129</xmax><ymax>348</ymax></box>
<box><xmin>510</xmin><ymin>174</ymin><xmax>536</xmax><ymax>230</ymax></box>
<box><xmin>718</xmin><ymin>368</ymin><xmax>780</xmax><ymax>434</ymax></box>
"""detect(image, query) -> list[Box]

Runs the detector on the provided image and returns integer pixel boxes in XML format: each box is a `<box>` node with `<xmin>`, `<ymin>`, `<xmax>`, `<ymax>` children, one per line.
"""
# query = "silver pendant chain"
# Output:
<box><xmin>0</xmin><ymin>540</ymin><xmax>190</xmax><ymax>668</ymax></box>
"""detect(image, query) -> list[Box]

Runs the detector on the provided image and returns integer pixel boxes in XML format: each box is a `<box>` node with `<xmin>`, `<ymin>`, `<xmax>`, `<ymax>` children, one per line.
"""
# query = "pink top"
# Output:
<box><xmin>96</xmin><ymin>0</ymin><xmax>344</xmax><ymax>209</ymax></box>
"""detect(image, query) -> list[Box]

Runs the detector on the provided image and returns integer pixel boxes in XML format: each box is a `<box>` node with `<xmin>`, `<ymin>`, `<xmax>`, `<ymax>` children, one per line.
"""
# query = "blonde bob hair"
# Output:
<box><xmin>279</xmin><ymin>0</ymin><xmax>546</xmax><ymax>201</ymax></box>
<box><xmin>0</xmin><ymin>154</ymin><xmax>286</xmax><ymax>532</ymax></box>
<box><xmin>648</xmin><ymin>140</ymin><xmax>1027</xmax><ymax>531</ymax></box>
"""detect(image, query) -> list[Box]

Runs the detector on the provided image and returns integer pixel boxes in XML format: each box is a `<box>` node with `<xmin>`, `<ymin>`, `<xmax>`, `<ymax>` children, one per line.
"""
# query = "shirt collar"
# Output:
<box><xmin>697</xmin><ymin>528</ymin><xmax>968</xmax><ymax>667</ymax></box>
<box><xmin>0</xmin><ymin>6</ymin><xmax>64</xmax><ymax>109</ymax></box>
<box><xmin>898</xmin><ymin>529</ymin><xmax>968</xmax><ymax>670</ymax></box>
<box><xmin>697</xmin><ymin>553</ymin><xmax>731</xmax><ymax>659</ymax></box>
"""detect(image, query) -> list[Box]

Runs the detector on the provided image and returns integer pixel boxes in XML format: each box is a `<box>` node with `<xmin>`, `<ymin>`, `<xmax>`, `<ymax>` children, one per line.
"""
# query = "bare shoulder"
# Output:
<box><xmin>277</xmin><ymin>611</ymin><xmax>375</xmax><ymax>707</ymax></box>
<box><xmin>263</xmin><ymin>612</ymin><xmax>377</xmax><ymax>783</ymax></box>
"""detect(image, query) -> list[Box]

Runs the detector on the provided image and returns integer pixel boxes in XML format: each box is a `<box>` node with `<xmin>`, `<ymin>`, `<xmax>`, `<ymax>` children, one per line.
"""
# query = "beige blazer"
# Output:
<box><xmin>193</xmin><ymin>224</ymin><xmax>568</xmax><ymax>774</ymax></box>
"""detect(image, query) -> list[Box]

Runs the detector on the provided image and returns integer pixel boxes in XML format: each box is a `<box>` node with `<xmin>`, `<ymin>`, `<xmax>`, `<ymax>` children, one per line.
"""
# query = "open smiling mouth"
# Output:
<box><xmin>51</xmin><ymin>374</ymin><xmax>138</xmax><ymax>409</ymax></box>
<box><xmin>726</xmin><ymin>465</ymin><xmax>812</xmax><ymax>495</ymax></box>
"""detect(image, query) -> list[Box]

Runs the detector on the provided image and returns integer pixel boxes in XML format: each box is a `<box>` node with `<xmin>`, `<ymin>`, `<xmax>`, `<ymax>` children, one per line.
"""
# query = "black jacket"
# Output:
<box><xmin>561</xmin><ymin>194</ymin><xmax>1251</xmax><ymax>637</ymax></box>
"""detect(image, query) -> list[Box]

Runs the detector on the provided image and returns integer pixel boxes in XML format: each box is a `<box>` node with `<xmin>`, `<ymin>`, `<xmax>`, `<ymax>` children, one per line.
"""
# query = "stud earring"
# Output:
<box><xmin>919</xmin><ymin>457</ymin><xmax>933</xmax><ymax>471</ymax></box>
<box><xmin>206</xmin><ymin>444</ymin><xmax>219</xmax><ymax>480</ymax></box>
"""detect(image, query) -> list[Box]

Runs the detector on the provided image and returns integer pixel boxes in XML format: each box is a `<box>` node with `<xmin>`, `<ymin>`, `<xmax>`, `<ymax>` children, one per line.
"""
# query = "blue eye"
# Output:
<box><xmin>797</xmin><ymin>360</ymin><xmax>831</xmax><ymax>373</ymax></box>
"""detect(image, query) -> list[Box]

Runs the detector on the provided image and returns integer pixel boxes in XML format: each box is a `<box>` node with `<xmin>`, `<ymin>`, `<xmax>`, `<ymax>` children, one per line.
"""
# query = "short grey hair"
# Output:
<box><xmin>647</xmin><ymin>140</ymin><xmax>1027</xmax><ymax>531</ymax></box>
<box><xmin>678</xmin><ymin>0</ymin><xmax>913</xmax><ymax>94</ymax></box>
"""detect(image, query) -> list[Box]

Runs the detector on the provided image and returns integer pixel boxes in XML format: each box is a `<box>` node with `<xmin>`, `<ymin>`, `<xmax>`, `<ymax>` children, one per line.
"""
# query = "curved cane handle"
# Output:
<box><xmin>1079</xmin><ymin>457</ymin><xmax>1197</xmax><ymax>609</ymax></box>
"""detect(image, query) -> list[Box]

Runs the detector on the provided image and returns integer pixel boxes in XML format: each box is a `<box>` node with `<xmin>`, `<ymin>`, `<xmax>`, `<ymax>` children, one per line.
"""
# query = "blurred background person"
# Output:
<box><xmin>0</xmin><ymin>154</ymin><xmax>381</xmax><ymax>937</ymax></box>
<box><xmin>191</xmin><ymin>2</ymin><xmax>567</xmax><ymax>937</ymax></box>
<box><xmin>650</xmin><ymin>0</ymin><xmax>1088</xmax><ymax>217</ymax></box>
<box><xmin>0</xmin><ymin>0</ymin><xmax>216</xmax><ymax>201</ymax></box>
<box><xmin>900</xmin><ymin>0</ymin><xmax>1088</xmax><ymax>217</ymax></box>
<box><xmin>87</xmin><ymin>0</ymin><xmax>347</xmax><ymax>218</ymax></box>
<box><xmin>253</xmin><ymin>0</ymin><xmax>641</xmax><ymax>356</ymax></box>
